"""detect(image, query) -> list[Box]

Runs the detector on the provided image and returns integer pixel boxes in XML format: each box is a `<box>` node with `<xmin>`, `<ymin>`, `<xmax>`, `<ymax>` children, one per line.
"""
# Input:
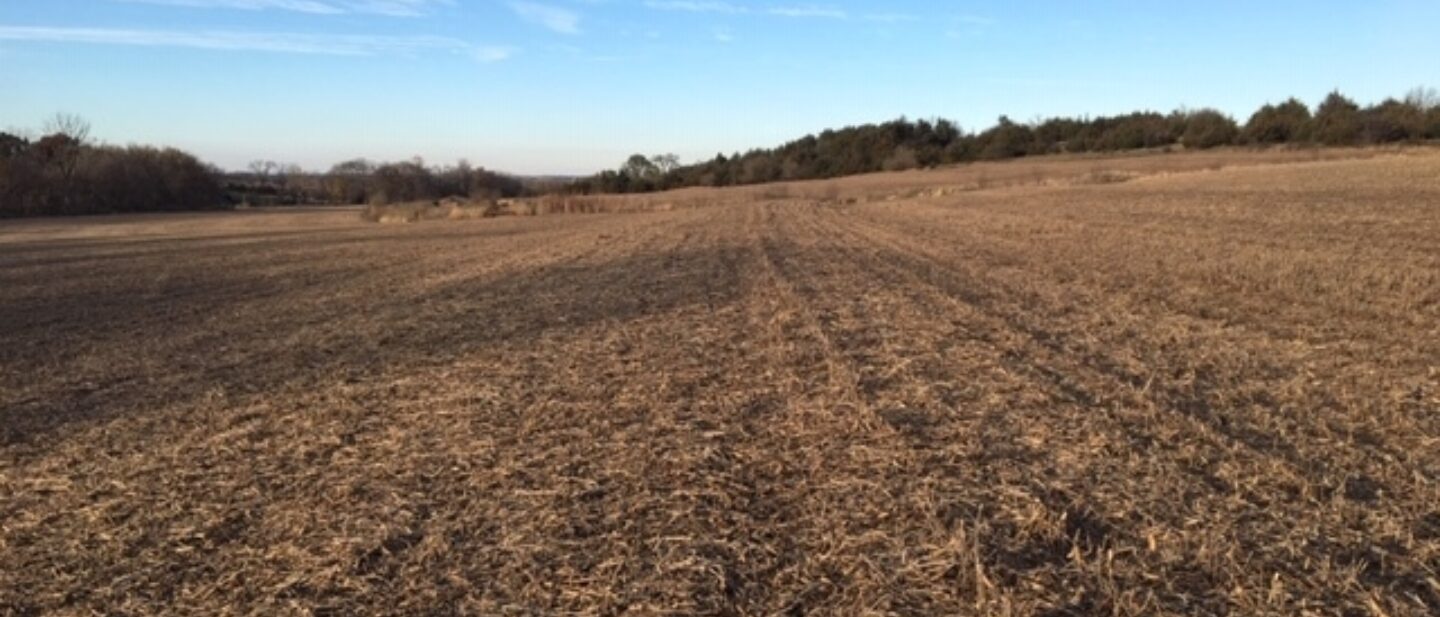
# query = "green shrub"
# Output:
<box><xmin>1095</xmin><ymin>113</ymin><xmax>1175</xmax><ymax>151</ymax></box>
<box><xmin>1310</xmin><ymin>91</ymin><xmax>1363</xmax><ymax>145</ymax></box>
<box><xmin>1243</xmin><ymin>98</ymin><xmax>1312</xmax><ymax>144</ymax></box>
<box><xmin>1181</xmin><ymin>109</ymin><xmax>1239</xmax><ymax>149</ymax></box>
<box><xmin>1362</xmin><ymin>99</ymin><xmax>1425</xmax><ymax>143</ymax></box>
<box><xmin>978</xmin><ymin>116</ymin><xmax>1034</xmax><ymax>160</ymax></box>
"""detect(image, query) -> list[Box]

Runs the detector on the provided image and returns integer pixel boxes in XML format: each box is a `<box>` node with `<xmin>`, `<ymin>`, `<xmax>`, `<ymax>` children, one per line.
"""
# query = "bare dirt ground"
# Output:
<box><xmin>2</xmin><ymin>151</ymin><xmax>1439</xmax><ymax>615</ymax></box>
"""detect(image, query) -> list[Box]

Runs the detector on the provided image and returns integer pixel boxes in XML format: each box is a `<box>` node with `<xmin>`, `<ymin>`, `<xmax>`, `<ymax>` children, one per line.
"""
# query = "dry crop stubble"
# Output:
<box><xmin>1</xmin><ymin>150</ymin><xmax>1439</xmax><ymax>615</ymax></box>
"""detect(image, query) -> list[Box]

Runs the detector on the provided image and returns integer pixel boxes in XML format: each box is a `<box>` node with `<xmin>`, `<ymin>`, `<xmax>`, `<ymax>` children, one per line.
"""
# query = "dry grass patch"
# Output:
<box><xmin>361</xmin><ymin>199</ymin><xmax>516</xmax><ymax>223</ymax></box>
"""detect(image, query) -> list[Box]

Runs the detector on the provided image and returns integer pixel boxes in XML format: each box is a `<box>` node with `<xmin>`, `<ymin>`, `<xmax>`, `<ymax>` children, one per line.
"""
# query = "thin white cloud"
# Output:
<box><xmin>121</xmin><ymin>0</ymin><xmax>340</xmax><ymax>13</ymax></box>
<box><xmin>509</xmin><ymin>2</ymin><xmax>581</xmax><ymax>34</ymax></box>
<box><xmin>346</xmin><ymin>0</ymin><xmax>453</xmax><ymax>17</ymax></box>
<box><xmin>549</xmin><ymin>43</ymin><xmax>633</xmax><ymax>64</ymax></box>
<box><xmin>118</xmin><ymin>0</ymin><xmax>455</xmax><ymax>17</ymax></box>
<box><xmin>767</xmin><ymin>5</ymin><xmax>845</xmax><ymax>19</ymax></box>
<box><xmin>864</xmin><ymin>13</ymin><xmax>917</xmax><ymax>24</ymax></box>
<box><xmin>713</xmin><ymin>27</ymin><xmax>733</xmax><ymax>43</ymax></box>
<box><xmin>644</xmin><ymin>0</ymin><xmax>744</xmax><ymax>13</ymax></box>
<box><xmin>472</xmin><ymin>45</ymin><xmax>516</xmax><ymax>62</ymax></box>
<box><xmin>945</xmin><ymin>14</ymin><xmax>996</xmax><ymax>39</ymax></box>
<box><xmin>645</xmin><ymin>2</ymin><xmax>850</xmax><ymax>20</ymax></box>
<box><xmin>0</xmin><ymin>25</ymin><xmax>510</xmax><ymax>62</ymax></box>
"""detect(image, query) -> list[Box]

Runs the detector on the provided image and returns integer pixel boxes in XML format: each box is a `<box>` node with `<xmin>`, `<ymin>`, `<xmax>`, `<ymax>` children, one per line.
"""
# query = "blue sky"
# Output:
<box><xmin>1</xmin><ymin>1</ymin><xmax>1437</xmax><ymax>174</ymax></box>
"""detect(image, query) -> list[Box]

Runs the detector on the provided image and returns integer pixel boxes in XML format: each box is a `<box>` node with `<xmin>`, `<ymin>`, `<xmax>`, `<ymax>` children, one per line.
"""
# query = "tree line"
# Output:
<box><xmin>1</xmin><ymin>114</ymin><xmax>225</xmax><ymax>218</ymax></box>
<box><xmin>1</xmin><ymin>114</ymin><xmax>532</xmax><ymax>218</ymax></box>
<box><xmin>225</xmin><ymin>157</ymin><xmax>528</xmax><ymax>207</ymax></box>
<box><xmin>6</xmin><ymin>88</ymin><xmax>1438</xmax><ymax>217</ymax></box>
<box><xmin>568</xmin><ymin>88</ymin><xmax>1440</xmax><ymax>194</ymax></box>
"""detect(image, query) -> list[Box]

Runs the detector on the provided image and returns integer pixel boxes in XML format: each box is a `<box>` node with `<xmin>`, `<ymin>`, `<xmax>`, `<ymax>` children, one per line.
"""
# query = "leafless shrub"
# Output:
<box><xmin>1075</xmin><ymin>169</ymin><xmax>1140</xmax><ymax>185</ymax></box>
<box><xmin>361</xmin><ymin>202</ymin><xmax>436</xmax><ymax>223</ymax></box>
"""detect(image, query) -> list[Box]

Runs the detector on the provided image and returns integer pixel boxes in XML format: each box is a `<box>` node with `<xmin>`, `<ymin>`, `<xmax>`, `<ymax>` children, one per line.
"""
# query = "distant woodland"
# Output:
<box><xmin>3</xmin><ymin>89</ymin><xmax>1438</xmax><ymax>217</ymax></box>
<box><xmin>221</xmin><ymin>158</ymin><xmax>528</xmax><ymax>209</ymax></box>
<box><xmin>569</xmin><ymin>89</ymin><xmax>1440</xmax><ymax>194</ymax></box>
<box><xmin>0</xmin><ymin>116</ymin><xmax>531</xmax><ymax>218</ymax></box>
<box><xmin>0</xmin><ymin>115</ymin><xmax>225</xmax><ymax>218</ymax></box>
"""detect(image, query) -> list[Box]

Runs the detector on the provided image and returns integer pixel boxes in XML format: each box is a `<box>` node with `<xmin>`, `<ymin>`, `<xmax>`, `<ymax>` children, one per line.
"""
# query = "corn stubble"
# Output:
<box><xmin>1</xmin><ymin>151</ymin><xmax>1438</xmax><ymax>615</ymax></box>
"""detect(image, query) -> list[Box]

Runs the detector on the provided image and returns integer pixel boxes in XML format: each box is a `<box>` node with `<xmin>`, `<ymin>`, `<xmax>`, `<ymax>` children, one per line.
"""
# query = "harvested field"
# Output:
<box><xmin>2</xmin><ymin>151</ymin><xmax>1439</xmax><ymax>615</ymax></box>
<box><xmin>553</xmin><ymin>146</ymin><xmax>1410</xmax><ymax>213</ymax></box>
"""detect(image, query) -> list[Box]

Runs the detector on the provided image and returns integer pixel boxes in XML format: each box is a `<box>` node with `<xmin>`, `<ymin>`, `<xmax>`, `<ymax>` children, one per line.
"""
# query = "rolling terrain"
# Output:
<box><xmin>2</xmin><ymin>151</ymin><xmax>1439</xmax><ymax>615</ymax></box>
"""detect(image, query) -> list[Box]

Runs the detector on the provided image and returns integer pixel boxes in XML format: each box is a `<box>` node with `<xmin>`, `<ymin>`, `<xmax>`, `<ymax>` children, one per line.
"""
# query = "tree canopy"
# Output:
<box><xmin>568</xmin><ymin>88</ymin><xmax>1439</xmax><ymax>195</ymax></box>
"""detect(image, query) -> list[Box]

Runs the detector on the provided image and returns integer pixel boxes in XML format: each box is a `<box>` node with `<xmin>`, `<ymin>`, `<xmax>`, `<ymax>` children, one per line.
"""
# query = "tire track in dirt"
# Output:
<box><xmin>874</xmin><ymin>192</ymin><xmax>1440</xmax><ymax>359</ymax></box>
<box><xmin>846</xmin><ymin>203</ymin><xmax>1355</xmax><ymax>469</ymax></box>
<box><xmin>746</xmin><ymin>201</ymin><xmax>947</xmax><ymax>612</ymax></box>
<box><xmin>728</xmin><ymin>201</ymin><xmax>1122</xmax><ymax>614</ymax></box>
<box><xmin>824</xmin><ymin>201</ymin><xmax>1440</xmax><ymax>614</ymax></box>
<box><xmin>766</xmin><ymin>202</ymin><xmax>1230</xmax><ymax>613</ymax></box>
<box><xmin>856</xmin><ymin>198</ymin><xmax>1438</xmax><ymax>503</ymax></box>
<box><xmin>808</xmin><ymin>204</ymin><xmax>1272</xmax><ymax>611</ymax></box>
<box><xmin>334</xmin><ymin>205</ymin><xmax>789</xmax><ymax>614</ymax></box>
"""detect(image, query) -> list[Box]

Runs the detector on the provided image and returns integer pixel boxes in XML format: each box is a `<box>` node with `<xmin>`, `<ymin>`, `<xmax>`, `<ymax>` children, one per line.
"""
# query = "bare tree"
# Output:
<box><xmin>32</xmin><ymin>114</ymin><xmax>91</xmax><ymax>195</ymax></box>
<box><xmin>650</xmin><ymin>153</ymin><xmax>681</xmax><ymax>175</ymax></box>
<box><xmin>276</xmin><ymin>163</ymin><xmax>304</xmax><ymax>196</ymax></box>
<box><xmin>623</xmin><ymin>154</ymin><xmax>661</xmax><ymax>182</ymax></box>
<box><xmin>43</xmin><ymin>113</ymin><xmax>91</xmax><ymax>144</ymax></box>
<box><xmin>1405</xmin><ymin>86</ymin><xmax>1439</xmax><ymax>111</ymax></box>
<box><xmin>248</xmin><ymin>160</ymin><xmax>279</xmax><ymax>181</ymax></box>
<box><xmin>330</xmin><ymin>159</ymin><xmax>375</xmax><ymax>176</ymax></box>
<box><xmin>453</xmin><ymin>158</ymin><xmax>473</xmax><ymax>195</ymax></box>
